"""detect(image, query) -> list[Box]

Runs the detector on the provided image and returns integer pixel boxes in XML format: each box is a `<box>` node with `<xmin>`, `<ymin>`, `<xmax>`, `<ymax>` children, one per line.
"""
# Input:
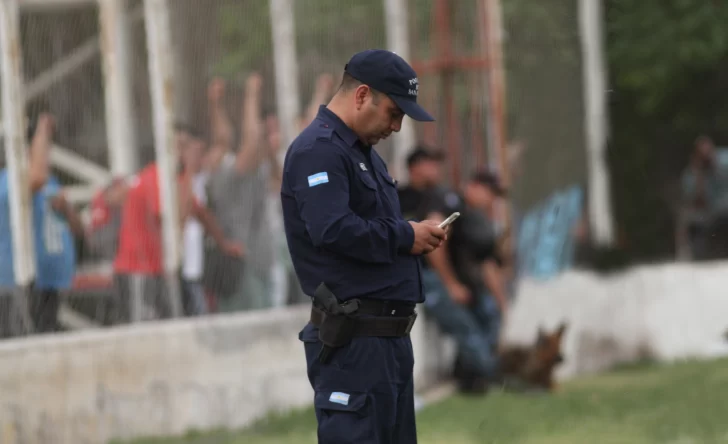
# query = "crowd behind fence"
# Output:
<box><xmin>1</xmin><ymin>0</ymin><xmax>726</xmax><ymax>341</ymax></box>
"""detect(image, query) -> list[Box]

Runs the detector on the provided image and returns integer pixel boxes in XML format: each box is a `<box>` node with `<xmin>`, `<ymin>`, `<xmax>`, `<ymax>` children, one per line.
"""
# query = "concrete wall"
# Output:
<box><xmin>0</xmin><ymin>304</ymin><xmax>453</xmax><ymax>444</ymax></box>
<box><xmin>3</xmin><ymin>260</ymin><xmax>728</xmax><ymax>443</ymax></box>
<box><xmin>503</xmin><ymin>260</ymin><xmax>728</xmax><ymax>380</ymax></box>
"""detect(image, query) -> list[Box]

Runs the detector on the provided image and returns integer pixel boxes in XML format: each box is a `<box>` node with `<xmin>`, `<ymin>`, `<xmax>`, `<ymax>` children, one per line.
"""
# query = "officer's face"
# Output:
<box><xmin>355</xmin><ymin>87</ymin><xmax>404</xmax><ymax>145</ymax></box>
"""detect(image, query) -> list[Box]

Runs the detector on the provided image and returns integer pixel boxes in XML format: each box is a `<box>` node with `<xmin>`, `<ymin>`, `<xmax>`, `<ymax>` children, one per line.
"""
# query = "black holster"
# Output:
<box><xmin>311</xmin><ymin>283</ymin><xmax>360</xmax><ymax>364</ymax></box>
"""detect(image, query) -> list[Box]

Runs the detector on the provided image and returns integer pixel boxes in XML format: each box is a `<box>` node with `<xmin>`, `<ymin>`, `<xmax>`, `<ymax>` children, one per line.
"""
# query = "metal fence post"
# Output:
<box><xmin>384</xmin><ymin>0</ymin><xmax>416</xmax><ymax>183</ymax></box>
<box><xmin>579</xmin><ymin>0</ymin><xmax>614</xmax><ymax>246</ymax></box>
<box><xmin>0</xmin><ymin>0</ymin><xmax>36</xmax><ymax>334</ymax></box>
<box><xmin>143</xmin><ymin>0</ymin><xmax>182</xmax><ymax>319</ymax></box>
<box><xmin>269</xmin><ymin>0</ymin><xmax>301</xmax><ymax>157</ymax></box>
<box><xmin>99</xmin><ymin>0</ymin><xmax>139</xmax><ymax>177</ymax></box>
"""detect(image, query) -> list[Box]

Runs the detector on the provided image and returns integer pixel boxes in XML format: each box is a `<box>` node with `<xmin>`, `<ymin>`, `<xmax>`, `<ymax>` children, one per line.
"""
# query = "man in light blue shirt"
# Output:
<box><xmin>0</xmin><ymin>114</ymin><xmax>84</xmax><ymax>334</ymax></box>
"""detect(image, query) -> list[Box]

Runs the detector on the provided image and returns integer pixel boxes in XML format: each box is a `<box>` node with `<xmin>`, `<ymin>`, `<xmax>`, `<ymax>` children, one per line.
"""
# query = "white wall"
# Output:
<box><xmin>0</xmin><ymin>305</ymin><xmax>452</xmax><ymax>444</ymax></box>
<box><xmin>3</xmin><ymin>261</ymin><xmax>728</xmax><ymax>443</ymax></box>
<box><xmin>503</xmin><ymin>261</ymin><xmax>728</xmax><ymax>380</ymax></box>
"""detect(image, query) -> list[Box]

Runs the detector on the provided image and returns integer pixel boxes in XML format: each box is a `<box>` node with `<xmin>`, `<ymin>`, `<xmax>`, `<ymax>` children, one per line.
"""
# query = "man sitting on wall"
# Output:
<box><xmin>400</xmin><ymin>154</ymin><xmax>509</xmax><ymax>393</ymax></box>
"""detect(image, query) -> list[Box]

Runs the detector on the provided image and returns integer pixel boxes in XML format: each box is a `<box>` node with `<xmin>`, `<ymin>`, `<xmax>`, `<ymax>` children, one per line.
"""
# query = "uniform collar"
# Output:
<box><xmin>317</xmin><ymin>105</ymin><xmax>359</xmax><ymax>148</ymax></box>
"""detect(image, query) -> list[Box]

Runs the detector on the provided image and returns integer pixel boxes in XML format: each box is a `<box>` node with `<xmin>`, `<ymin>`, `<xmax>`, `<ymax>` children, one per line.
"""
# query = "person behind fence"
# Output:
<box><xmin>266</xmin><ymin>73</ymin><xmax>337</xmax><ymax>307</ymax></box>
<box><xmin>204</xmin><ymin>74</ymin><xmax>276</xmax><ymax>312</ymax></box>
<box><xmin>397</xmin><ymin>145</ymin><xmax>446</xmax><ymax>222</ymax></box>
<box><xmin>282</xmin><ymin>49</ymin><xmax>445</xmax><ymax>444</ymax></box>
<box><xmin>87</xmin><ymin>177</ymin><xmax>129</xmax><ymax>262</ymax></box>
<box><xmin>0</xmin><ymin>113</ymin><xmax>85</xmax><ymax>335</ymax></box>
<box><xmin>178</xmin><ymin>124</ymin><xmax>218</xmax><ymax>316</ymax></box>
<box><xmin>680</xmin><ymin>135</ymin><xmax>728</xmax><ymax>260</ymax></box>
<box><xmin>418</xmin><ymin>171</ymin><xmax>509</xmax><ymax>394</ymax></box>
<box><xmin>112</xmin><ymin>126</ymin><xmax>241</xmax><ymax>323</ymax></box>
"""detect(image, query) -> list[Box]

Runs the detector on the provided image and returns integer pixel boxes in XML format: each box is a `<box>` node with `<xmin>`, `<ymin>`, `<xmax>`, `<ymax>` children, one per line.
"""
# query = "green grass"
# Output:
<box><xmin>120</xmin><ymin>357</ymin><xmax>728</xmax><ymax>444</ymax></box>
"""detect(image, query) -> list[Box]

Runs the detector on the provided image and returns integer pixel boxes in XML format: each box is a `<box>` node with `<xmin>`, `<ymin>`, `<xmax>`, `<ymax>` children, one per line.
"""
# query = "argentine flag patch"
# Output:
<box><xmin>329</xmin><ymin>392</ymin><xmax>350</xmax><ymax>405</ymax></box>
<box><xmin>308</xmin><ymin>172</ymin><xmax>329</xmax><ymax>187</ymax></box>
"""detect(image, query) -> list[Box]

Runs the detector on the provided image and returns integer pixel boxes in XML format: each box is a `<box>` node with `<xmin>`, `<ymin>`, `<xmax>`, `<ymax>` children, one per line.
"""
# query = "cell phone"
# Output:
<box><xmin>438</xmin><ymin>212</ymin><xmax>461</xmax><ymax>229</ymax></box>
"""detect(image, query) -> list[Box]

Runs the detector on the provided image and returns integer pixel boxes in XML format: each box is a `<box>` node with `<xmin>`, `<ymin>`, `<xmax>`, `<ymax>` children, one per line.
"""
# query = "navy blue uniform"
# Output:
<box><xmin>282</xmin><ymin>49</ymin><xmax>435</xmax><ymax>444</ymax></box>
<box><xmin>282</xmin><ymin>106</ymin><xmax>421</xmax><ymax>443</ymax></box>
<box><xmin>281</xmin><ymin>106</ymin><xmax>422</xmax><ymax>304</ymax></box>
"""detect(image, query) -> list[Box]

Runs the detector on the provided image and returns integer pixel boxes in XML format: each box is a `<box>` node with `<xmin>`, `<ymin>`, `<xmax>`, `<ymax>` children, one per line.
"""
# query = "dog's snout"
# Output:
<box><xmin>555</xmin><ymin>354</ymin><xmax>564</xmax><ymax>364</ymax></box>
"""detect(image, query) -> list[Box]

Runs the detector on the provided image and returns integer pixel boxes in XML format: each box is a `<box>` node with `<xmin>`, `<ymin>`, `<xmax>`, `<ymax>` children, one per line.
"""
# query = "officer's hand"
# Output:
<box><xmin>409</xmin><ymin>221</ymin><xmax>447</xmax><ymax>255</ymax></box>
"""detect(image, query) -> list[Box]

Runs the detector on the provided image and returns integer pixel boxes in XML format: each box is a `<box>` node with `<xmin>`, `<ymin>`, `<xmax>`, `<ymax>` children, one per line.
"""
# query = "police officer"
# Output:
<box><xmin>281</xmin><ymin>49</ymin><xmax>445</xmax><ymax>444</ymax></box>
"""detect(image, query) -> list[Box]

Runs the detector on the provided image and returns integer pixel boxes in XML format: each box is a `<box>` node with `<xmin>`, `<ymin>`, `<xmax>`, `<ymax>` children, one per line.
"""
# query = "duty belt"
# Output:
<box><xmin>309</xmin><ymin>283</ymin><xmax>418</xmax><ymax>363</ymax></box>
<box><xmin>310</xmin><ymin>304</ymin><xmax>417</xmax><ymax>338</ymax></box>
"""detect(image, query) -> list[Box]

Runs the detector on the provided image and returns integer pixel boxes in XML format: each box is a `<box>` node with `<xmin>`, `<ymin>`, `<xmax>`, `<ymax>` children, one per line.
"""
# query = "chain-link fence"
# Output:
<box><xmin>1</xmin><ymin>0</ymin><xmax>607</xmax><ymax>334</ymax></box>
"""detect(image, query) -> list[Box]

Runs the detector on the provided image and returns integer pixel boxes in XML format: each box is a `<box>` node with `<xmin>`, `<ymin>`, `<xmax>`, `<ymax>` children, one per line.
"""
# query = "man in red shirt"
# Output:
<box><xmin>112</xmin><ymin>130</ymin><xmax>241</xmax><ymax>323</ymax></box>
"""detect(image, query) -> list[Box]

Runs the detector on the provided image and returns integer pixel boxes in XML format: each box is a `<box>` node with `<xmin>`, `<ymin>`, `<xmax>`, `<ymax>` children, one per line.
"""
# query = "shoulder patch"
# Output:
<box><xmin>307</xmin><ymin>172</ymin><xmax>329</xmax><ymax>187</ymax></box>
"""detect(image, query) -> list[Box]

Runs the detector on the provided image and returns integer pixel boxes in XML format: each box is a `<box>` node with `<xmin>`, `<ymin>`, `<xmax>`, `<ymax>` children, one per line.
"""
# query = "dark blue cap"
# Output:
<box><xmin>344</xmin><ymin>49</ymin><xmax>435</xmax><ymax>122</ymax></box>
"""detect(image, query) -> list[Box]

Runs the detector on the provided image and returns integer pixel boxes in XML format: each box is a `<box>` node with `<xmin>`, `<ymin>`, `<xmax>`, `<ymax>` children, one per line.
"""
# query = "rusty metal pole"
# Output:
<box><xmin>482</xmin><ymin>0</ymin><xmax>514</xmax><ymax>258</ymax></box>
<box><xmin>0</xmin><ymin>0</ymin><xmax>36</xmax><ymax>334</ymax></box>
<box><xmin>144</xmin><ymin>0</ymin><xmax>182</xmax><ymax>319</ymax></box>
<box><xmin>435</xmin><ymin>0</ymin><xmax>460</xmax><ymax>187</ymax></box>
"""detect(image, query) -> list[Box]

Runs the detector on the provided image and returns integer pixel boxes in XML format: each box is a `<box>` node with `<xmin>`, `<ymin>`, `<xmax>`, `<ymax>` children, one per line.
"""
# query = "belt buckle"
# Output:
<box><xmin>403</xmin><ymin>312</ymin><xmax>417</xmax><ymax>335</ymax></box>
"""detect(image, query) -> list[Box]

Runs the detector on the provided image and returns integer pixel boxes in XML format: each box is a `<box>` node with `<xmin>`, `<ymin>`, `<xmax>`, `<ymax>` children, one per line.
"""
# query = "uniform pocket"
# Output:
<box><xmin>376</xmin><ymin>170</ymin><xmax>402</xmax><ymax>214</ymax></box>
<box><xmin>314</xmin><ymin>390</ymin><xmax>374</xmax><ymax>443</ymax></box>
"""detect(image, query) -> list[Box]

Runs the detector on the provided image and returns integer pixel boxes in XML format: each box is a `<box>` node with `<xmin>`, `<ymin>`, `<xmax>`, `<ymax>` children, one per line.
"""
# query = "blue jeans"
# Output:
<box><xmin>421</xmin><ymin>269</ymin><xmax>501</xmax><ymax>378</ymax></box>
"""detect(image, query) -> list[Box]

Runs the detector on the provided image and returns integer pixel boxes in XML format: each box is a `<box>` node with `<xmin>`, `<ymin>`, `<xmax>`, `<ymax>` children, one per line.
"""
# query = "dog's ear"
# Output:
<box><xmin>556</xmin><ymin>321</ymin><xmax>568</xmax><ymax>338</ymax></box>
<box><xmin>536</xmin><ymin>326</ymin><xmax>547</xmax><ymax>346</ymax></box>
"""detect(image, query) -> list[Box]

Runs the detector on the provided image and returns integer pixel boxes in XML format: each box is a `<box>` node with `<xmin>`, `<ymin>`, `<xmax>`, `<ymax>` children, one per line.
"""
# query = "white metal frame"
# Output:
<box><xmin>144</xmin><ymin>0</ymin><xmax>182</xmax><ymax>318</ymax></box>
<box><xmin>1</xmin><ymin>0</ymin><xmax>181</xmax><ymax>326</ymax></box>
<box><xmin>1</xmin><ymin>0</ymin><xmax>36</xmax><ymax>288</ymax></box>
<box><xmin>384</xmin><ymin>0</ymin><xmax>416</xmax><ymax>183</ymax></box>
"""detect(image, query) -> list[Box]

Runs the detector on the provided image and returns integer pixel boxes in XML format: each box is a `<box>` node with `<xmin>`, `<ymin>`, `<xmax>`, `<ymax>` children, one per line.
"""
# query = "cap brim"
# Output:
<box><xmin>390</xmin><ymin>95</ymin><xmax>435</xmax><ymax>122</ymax></box>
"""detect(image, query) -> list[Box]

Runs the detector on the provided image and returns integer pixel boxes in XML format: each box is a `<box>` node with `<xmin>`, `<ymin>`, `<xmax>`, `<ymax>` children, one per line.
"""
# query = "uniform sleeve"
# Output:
<box><xmin>288</xmin><ymin>141</ymin><xmax>414</xmax><ymax>264</ymax></box>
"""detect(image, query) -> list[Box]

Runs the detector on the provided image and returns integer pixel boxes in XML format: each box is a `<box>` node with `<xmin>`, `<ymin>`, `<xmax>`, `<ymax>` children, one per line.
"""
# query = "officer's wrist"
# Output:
<box><xmin>396</xmin><ymin>220</ymin><xmax>415</xmax><ymax>254</ymax></box>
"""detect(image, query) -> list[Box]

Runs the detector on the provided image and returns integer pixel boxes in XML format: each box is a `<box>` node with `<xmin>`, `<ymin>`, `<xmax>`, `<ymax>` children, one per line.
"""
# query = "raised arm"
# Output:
<box><xmin>28</xmin><ymin>113</ymin><xmax>54</xmax><ymax>192</ymax></box>
<box><xmin>299</xmin><ymin>73</ymin><xmax>334</xmax><ymax>130</ymax></box>
<box><xmin>234</xmin><ymin>73</ymin><xmax>266</xmax><ymax>174</ymax></box>
<box><xmin>204</xmin><ymin>78</ymin><xmax>235</xmax><ymax>172</ymax></box>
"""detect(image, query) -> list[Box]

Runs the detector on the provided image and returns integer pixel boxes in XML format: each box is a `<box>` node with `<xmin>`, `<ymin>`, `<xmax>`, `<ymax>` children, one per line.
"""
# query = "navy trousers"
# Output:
<box><xmin>300</xmin><ymin>322</ymin><xmax>417</xmax><ymax>444</ymax></box>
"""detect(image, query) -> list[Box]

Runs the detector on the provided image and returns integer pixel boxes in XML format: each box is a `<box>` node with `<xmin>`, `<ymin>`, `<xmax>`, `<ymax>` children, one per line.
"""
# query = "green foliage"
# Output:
<box><xmin>607</xmin><ymin>0</ymin><xmax>728</xmax><ymax>116</ymax></box>
<box><xmin>605</xmin><ymin>0</ymin><xmax>728</xmax><ymax>260</ymax></box>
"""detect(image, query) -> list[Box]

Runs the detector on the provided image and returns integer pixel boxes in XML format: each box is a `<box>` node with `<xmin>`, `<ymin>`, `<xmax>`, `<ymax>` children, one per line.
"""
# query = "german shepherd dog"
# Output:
<box><xmin>498</xmin><ymin>322</ymin><xmax>568</xmax><ymax>392</ymax></box>
<box><xmin>453</xmin><ymin>322</ymin><xmax>568</xmax><ymax>394</ymax></box>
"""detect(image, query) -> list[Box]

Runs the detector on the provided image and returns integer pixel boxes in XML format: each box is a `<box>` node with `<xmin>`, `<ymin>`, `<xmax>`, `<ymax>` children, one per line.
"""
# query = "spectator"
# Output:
<box><xmin>205</xmin><ymin>74</ymin><xmax>275</xmax><ymax>312</ymax></box>
<box><xmin>397</xmin><ymin>145</ymin><xmax>446</xmax><ymax>221</ymax></box>
<box><xmin>178</xmin><ymin>124</ymin><xmax>217</xmax><ymax>316</ymax></box>
<box><xmin>87</xmin><ymin>177</ymin><xmax>129</xmax><ymax>262</ymax></box>
<box><xmin>680</xmin><ymin>135</ymin><xmax>728</xmax><ymax>260</ymax></box>
<box><xmin>112</xmin><ymin>129</ymin><xmax>241</xmax><ymax>323</ymax></box>
<box><xmin>0</xmin><ymin>113</ymin><xmax>84</xmax><ymax>335</ymax></box>
<box><xmin>415</xmin><ymin>169</ymin><xmax>509</xmax><ymax>394</ymax></box>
